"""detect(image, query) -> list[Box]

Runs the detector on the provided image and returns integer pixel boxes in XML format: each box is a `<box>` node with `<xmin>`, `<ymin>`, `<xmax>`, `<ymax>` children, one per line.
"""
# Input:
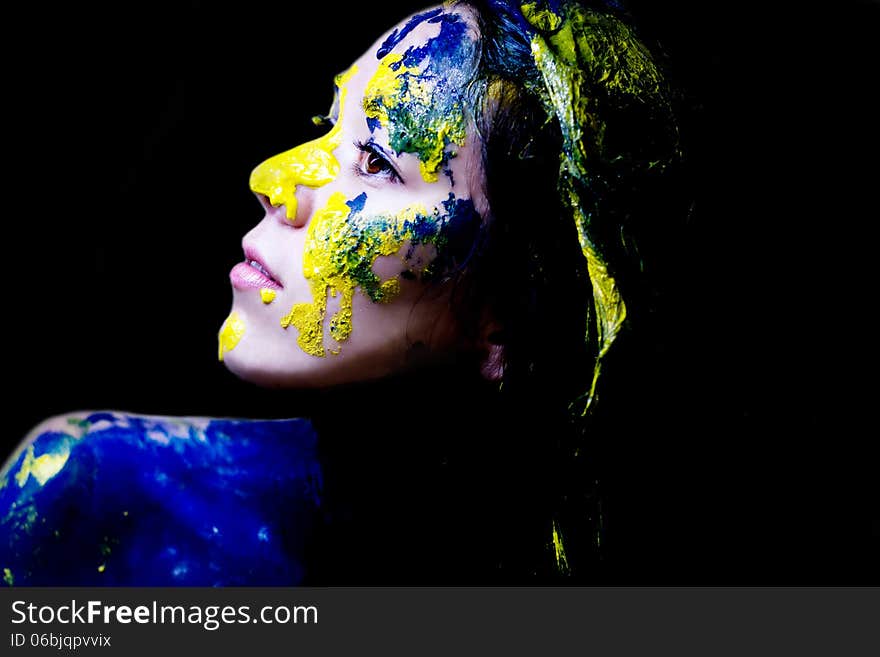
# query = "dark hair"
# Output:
<box><xmin>446</xmin><ymin>0</ymin><xmax>684</xmax><ymax>576</ymax></box>
<box><xmin>312</xmin><ymin>0</ymin><xmax>688</xmax><ymax>583</ymax></box>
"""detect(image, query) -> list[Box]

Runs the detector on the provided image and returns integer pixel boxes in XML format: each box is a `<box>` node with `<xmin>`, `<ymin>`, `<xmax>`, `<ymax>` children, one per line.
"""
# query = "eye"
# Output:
<box><xmin>365</xmin><ymin>150</ymin><xmax>391</xmax><ymax>175</ymax></box>
<box><xmin>353</xmin><ymin>140</ymin><xmax>402</xmax><ymax>183</ymax></box>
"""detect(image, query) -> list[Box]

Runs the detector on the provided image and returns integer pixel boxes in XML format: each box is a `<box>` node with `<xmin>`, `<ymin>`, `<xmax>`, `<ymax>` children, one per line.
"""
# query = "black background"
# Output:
<box><xmin>4</xmin><ymin>1</ymin><xmax>877</xmax><ymax>582</ymax></box>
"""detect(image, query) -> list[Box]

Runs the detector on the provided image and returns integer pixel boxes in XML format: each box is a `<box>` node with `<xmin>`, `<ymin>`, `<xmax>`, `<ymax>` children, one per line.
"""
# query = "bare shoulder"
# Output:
<box><xmin>1</xmin><ymin>410</ymin><xmax>315</xmax><ymax>487</ymax></box>
<box><xmin>2</xmin><ymin>411</ymin><xmax>214</xmax><ymax>479</ymax></box>
<box><xmin>0</xmin><ymin>411</ymin><xmax>321</xmax><ymax>586</ymax></box>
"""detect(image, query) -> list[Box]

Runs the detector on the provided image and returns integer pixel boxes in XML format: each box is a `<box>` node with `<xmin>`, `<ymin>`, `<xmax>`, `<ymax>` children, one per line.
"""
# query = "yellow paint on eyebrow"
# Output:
<box><xmin>281</xmin><ymin>192</ymin><xmax>430</xmax><ymax>358</ymax></box>
<box><xmin>14</xmin><ymin>443</ymin><xmax>70</xmax><ymax>488</ymax></box>
<box><xmin>249</xmin><ymin>66</ymin><xmax>359</xmax><ymax>221</ymax></box>
<box><xmin>217</xmin><ymin>311</ymin><xmax>245</xmax><ymax>361</ymax></box>
<box><xmin>259</xmin><ymin>288</ymin><xmax>276</xmax><ymax>304</ymax></box>
<box><xmin>363</xmin><ymin>53</ymin><xmax>467</xmax><ymax>183</ymax></box>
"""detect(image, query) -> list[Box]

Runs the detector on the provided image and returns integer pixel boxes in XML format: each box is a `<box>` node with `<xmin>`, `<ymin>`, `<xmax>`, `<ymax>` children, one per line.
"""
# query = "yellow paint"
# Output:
<box><xmin>362</xmin><ymin>53</ymin><xmax>415</xmax><ymax>138</ymax></box>
<box><xmin>3</xmin><ymin>568</ymin><xmax>13</xmax><ymax>586</ymax></box>
<box><xmin>552</xmin><ymin>519</ymin><xmax>571</xmax><ymax>575</ymax></box>
<box><xmin>259</xmin><ymin>288</ymin><xmax>276</xmax><ymax>304</ymax></box>
<box><xmin>520</xmin><ymin>2</ymin><xmax>563</xmax><ymax>32</ymax></box>
<box><xmin>14</xmin><ymin>443</ymin><xmax>70</xmax><ymax>488</ymax></box>
<box><xmin>279</xmin><ymin>193</ymin><xmax>352</xmax><ymax>357</ymax></box>
<box><xmin>249</xmin><ymin>66</ymin><xmax>358</xmax><ymax>221</ymax></box>
<box><xmin>363</xmin><ymin>53</ymin><xmax>467</xmax><ymax>183</ymax></box>
<box><xmin>281</xmin><ymin>192</ymin><xmax>430</xmax><ymax>357</ymax></box>
<box><xmin>217</xmin><ymin>311</ymin><xmax>245</xmax><ymax>361</ymax></box>
<box><xmin>522</xmin><ymin>1</ymin><xmax>676</xmax><ymax>416</ymax></box>
<box><xmin>97</xmin><ymin>563</ymin><xmax>106</xmax><ymax>573</ymax></box>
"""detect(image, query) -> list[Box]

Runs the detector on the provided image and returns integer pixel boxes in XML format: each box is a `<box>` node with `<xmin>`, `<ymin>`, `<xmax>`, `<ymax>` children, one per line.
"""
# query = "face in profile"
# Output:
<box><xmin>219</xmin><ymin>6</ymin><xmax>487</xmax><ymax>387</ymax></box>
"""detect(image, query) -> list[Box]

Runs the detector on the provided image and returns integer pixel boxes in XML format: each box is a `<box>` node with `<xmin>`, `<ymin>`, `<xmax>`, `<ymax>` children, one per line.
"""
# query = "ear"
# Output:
<box><xmin>479</xmin><ymin>327</ymin><xmax>505</xmax><ymax>382</ymax></box>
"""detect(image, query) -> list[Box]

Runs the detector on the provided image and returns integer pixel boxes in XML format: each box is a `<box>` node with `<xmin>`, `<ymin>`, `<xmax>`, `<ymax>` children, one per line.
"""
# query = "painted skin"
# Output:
<box><xmin>221</xmin><ymin>7</ymin><xmax>487</xmax><ymax>387</ymax></box>
<box><xmin>0</xmin><ymin>412</ymin><xmax>322</xmax><ymax>585</ymax></box>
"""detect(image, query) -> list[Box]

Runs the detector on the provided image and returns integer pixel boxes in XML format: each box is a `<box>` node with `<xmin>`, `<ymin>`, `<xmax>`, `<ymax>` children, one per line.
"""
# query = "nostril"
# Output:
<box><xmin>256</xmin><ymin>193</ymin><xmax>272</xmax><ymax>211</ymax></box>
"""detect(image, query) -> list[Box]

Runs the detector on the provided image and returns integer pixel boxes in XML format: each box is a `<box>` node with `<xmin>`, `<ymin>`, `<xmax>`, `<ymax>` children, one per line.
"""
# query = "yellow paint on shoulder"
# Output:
<box><xmin>217</xmin><ymin>311</ymin><xmax>245</xmax><ymax>361</ymax></box>
<box><xmin>97</xmin><ymin>563</ymin><xmax>106</xmax><ymax>573</ymax></box>
<box><xmin>259</xmin><ymin>288</ymin><xmax>277</xmax><ymax>304</ymax></box>
<box><xmin>249</xmin><ymin>66</ymin><xmax>359</xmax><ymax>221</ymax></box>
<box><xmin>14</xmin><ymin>443</ymin><xmax>71</xmax><ymax>488</ymax></box>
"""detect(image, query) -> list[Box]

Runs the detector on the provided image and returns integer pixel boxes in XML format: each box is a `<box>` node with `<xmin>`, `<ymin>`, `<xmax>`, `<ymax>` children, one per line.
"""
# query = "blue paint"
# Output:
<box><xmin>398</xmin><ymin>13</ymin><xmax>469</xmax><ymax>71</ymax></box>
<box><xmin>376</xmin><ymin>7</ymin><xmax>444</xmax><ymax>59</ymax></box>
<box><xmin>0</xmin><ymin>414</ymin><xmax>324</xmax><ymax>585</ymax></box>
<box><xmin>366</xmin><ymin>11</ymin><xmax>477</xmax><ymax>178</ymax></box>
<box><xmin>346</xmin><ymin>192</ymin><xmax>368</xmax><ymax>214</ymax></box>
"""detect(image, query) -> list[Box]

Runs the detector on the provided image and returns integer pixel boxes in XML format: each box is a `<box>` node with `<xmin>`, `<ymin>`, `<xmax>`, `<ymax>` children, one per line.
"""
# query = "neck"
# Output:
<box><xmin>303</xmin><ymin>362</ymin><xmax>553</xmax><ymax>583</ymax></box>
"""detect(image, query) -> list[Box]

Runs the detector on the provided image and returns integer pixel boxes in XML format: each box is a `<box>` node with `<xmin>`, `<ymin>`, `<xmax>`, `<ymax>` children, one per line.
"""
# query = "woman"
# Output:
<box><xmin>0</xmin><ymin>0</ymin><xmax>680</xmax><ymax>585</ymax></box>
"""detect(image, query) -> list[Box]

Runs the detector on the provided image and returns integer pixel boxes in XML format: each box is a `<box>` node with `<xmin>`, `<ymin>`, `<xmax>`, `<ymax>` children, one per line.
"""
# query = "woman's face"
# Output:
<box><xmin>219</xmin><ymin>6</ymin><xmax>486</xmax><ymax>387</ymax></box>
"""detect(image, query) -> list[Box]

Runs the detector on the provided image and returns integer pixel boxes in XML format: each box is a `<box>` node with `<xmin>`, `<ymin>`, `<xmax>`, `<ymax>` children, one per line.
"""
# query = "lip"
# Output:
<box><xmin>230</xmin><ymin>245</ymin><xmax>283</xmax><ymax>291</ymax></box>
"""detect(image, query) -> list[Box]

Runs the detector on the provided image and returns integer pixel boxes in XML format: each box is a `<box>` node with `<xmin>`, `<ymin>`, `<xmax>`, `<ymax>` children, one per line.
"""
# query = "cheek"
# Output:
<box><xmin>279</xmin><ymin>192</ymin><xmax>481</xmax><ymax>358</ymax></box>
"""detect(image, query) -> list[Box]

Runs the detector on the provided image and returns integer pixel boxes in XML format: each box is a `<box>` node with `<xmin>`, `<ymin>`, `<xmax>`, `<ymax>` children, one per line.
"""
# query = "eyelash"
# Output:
<box><xmin>353</xmin><ymin>140</ymin><xmax>402</xmax><ymax>183</ymax></box>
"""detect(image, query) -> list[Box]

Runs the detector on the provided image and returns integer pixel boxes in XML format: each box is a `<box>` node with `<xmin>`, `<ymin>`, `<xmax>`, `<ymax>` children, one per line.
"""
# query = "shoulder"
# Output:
<box><xmin>1</xmin><ymin>411</ymin><xmax>322</xmax><ymax>586</ymax></box>
<box><xmin>3</xmin><ymin>410</ymin><xmax>320</xmax><ymax>485</ymax></box>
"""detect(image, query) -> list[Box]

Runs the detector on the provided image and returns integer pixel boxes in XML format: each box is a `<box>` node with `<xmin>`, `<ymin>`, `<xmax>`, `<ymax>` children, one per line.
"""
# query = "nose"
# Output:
<box><xmin>254</xmin><ymin>189</ymin><xmax>314</xmax><ymax>229</ymax></box>
<box><xmin>249</xmin><ymin>135</ymin><xmax>342</xmax><ymax>229</ymax></box>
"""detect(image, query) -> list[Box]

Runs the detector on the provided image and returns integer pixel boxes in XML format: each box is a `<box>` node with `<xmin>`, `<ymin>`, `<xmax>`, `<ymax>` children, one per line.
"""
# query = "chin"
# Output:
<box><xmin>222</xmin><ymin>336</ymin><xmax>403</xmax><ymax>390</ymax></box>
<box><xmin>222</xmin><ymin>347</ymin><xmax>320</xmax><ymax>389</ymax></box>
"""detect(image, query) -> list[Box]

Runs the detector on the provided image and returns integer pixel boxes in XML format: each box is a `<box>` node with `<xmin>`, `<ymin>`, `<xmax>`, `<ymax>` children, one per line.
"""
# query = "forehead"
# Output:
<box><xmin>350</xmin><ymin>7</ymin><xmax>478</xmax><ymax>89</ymax></box>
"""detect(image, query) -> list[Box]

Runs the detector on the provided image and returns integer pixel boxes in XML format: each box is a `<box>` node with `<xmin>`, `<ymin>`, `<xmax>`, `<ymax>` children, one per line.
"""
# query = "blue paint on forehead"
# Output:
<box><xmin>398</xmin><ymin>12</ymin><xmax>471</xmax><ymax>70</ymax></box>
<box><xmin>376</xmin><ymin>7</ymin><xmax>444</xmax><ymax>59</ymax></box>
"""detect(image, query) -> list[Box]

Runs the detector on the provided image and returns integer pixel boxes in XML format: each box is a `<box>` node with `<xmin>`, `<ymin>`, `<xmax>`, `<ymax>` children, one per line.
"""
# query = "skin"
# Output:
<box><xmin>221</xmin><ymin>6</ymin><xmax>492</xmax><ymax>388</ymax></box>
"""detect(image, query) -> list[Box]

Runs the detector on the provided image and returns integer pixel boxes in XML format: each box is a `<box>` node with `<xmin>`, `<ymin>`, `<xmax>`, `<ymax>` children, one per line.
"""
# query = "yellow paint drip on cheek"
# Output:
<box><xmin>280</xmin><ymin>193</ymin><xmax>429</xmax><ymax>358</ymax></box>
<box><xmin>249</xmin><ymin>66</ymin><xmax>358</xmax><ymax>221</ymax></box>
<box><xmin>280</xmin><ymin>193</ymin><xmax>352</xmax><ymax>358</ymax></box>
<box><xmin>218</xmin><ymin>311</ymin><xmax>245</xmax><ymax>361</ymax></box>
<box><xmin>259</xmin><ymin>288</ymin><xmax>276</xmax><ymax>304</ymax></box>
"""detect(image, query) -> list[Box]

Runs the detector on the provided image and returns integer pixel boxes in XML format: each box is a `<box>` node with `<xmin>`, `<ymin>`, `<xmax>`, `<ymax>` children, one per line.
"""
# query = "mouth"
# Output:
<box><xmin>230</xmin><ymin>246</ymin><xmax>283</xmax><ymax>291</ymax></box>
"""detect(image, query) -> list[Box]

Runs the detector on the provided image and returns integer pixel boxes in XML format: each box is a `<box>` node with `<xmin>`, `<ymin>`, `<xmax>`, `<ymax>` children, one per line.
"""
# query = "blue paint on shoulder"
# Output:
<box><xmin>0</xmin><ymin>416</ymin><xmax>324</xmax><ymax>585</ymax></box>
<box><xmin>85</xmin><ymin>412</ymin><xmax>116</xmax><ymax>424</ymax></box>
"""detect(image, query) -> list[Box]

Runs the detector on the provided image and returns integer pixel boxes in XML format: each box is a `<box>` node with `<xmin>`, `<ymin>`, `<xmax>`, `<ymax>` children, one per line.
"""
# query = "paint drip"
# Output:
<box><xmin>249</xmin><ymin>66</ymin><xmax>359</xmax><ymax>221</ymax></box>
<box><xmin>281</xmin><ymin>191</ymin><xmax>479</xmax><ymax>357</ymax></box>
<box><xmin>218</xmin><ymin>311</ymin><xmax>245</xmax><ymax>361</ymax></box>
